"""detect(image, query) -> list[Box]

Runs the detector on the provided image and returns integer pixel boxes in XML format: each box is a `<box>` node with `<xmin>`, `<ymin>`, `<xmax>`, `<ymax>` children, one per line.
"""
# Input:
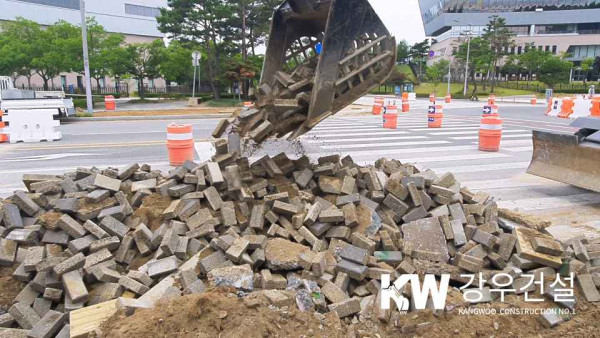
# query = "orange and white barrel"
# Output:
<box><xmin>445</xmin><ymin>94</ymin><xmax>452</xmax><ymax>103</ymax></box>
<box><xmin>428</xmin><ymin>105</ymin><xmax>443</xmax><ymax>128</ymax></box>
<box><xmin>558</xmin><ymin>98</ymin><xmax>574</xmax><ymax>118</ymax></box>
<box><xmin>401</xmin><ymin>99</ymin><xmax>410</xmax><ymax>113</ymax></box>
<box><xmin>479</xmin><ymin>117</ymin><xmax>502</xmax><ymax>152</ymax></box>
<box><xmin>383</xmin><ymin>105</ymin><xmax>398</xmax><ymax>129</ymax></box>
<box><xmin>0</xmin><ymin>110</ymin><xmax>7</xmax><ymax>143</ymax></box>
<box><xmin>402</xmin><ymin>92</ymin><xmax>409</xmax><ymax>101</ymax></box>
<box><xmin>104</xmin><ymin>95</ymin><xmax>116</xmax><ymax>111</ymax></box>
<box><xmin>372</xmin><ymin>97</ymin><xmax>384</xmax><ymax>115</ymax></box>
<box><xmin>482</xmin><ymin>105</ymin><xmax>499</xmax><ymax>118</ymax></box>
<box><xmin>167</xmin><ymin>123</ymin><xmax>195</xmax><ymax>166</ymax></box>
<box><xmin>244</xmin><ymin>102</ymin><xmax>254</xmax><ymax>108</ymax></box>
<box><xmin>531</xmin><ymin>97</ymin><xmax>537</xmax><ymax>105</ymax></box>
<box><xmin>429</xmin><ymin>93</ymin><xmax>436</xmax><ymax>103</ymax></box>
<box><xmin>487</xmin><ymin>94</ymin><xmax>496</xmax><ymax>105</ymax></box>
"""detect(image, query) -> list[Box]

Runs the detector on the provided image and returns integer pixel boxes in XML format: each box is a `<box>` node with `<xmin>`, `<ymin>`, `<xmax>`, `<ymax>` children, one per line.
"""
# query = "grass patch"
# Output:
<box><xmin>75</xmin><ymin>112</ymin><xmax>94</xmax><ymax>117</ymax></box>
<box><xmin>127</xmin><ymin>99</ymin><xmax>160</xmax><ymax>104</ymax></box>
<box><xmin>204</xmin><ymin>99</ymin><xmax>242</xmax><ymax>107</ymax></box>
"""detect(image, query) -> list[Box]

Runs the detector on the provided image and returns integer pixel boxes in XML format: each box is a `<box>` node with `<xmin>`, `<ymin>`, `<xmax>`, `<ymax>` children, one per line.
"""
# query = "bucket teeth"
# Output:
<box><xmin>223</xmin><ymin>0</ymin><xmax>396</xmax><ymax>142</ymax></box>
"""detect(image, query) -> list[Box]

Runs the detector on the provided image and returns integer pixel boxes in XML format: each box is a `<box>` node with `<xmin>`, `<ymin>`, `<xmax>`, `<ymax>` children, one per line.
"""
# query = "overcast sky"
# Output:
<box><xmin>370</xmin><ymin>0</ymin><xmax>427</xmax><ymax>44</ymax></box>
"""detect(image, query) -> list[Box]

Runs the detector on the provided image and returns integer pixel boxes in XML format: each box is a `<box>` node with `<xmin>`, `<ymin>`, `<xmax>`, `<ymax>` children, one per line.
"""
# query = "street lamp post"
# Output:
<box><xmin>79</xmin><ymin>0</ymin><xmax>93</xmax><ymax>114</ymax></box>
<box><xmin>463</xmin><ymin>30</ymin><xmax>472</xmax><ymax>96</ymax></box>
<box><xmin>453</xmin><ymin>20</ymin><xmax>472</xmax><ymax>97</ymax></box>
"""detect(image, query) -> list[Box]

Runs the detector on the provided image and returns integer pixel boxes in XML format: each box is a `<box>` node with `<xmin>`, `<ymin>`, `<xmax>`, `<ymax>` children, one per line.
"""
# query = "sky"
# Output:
<box><xmin>370</xmin><ymin>0</ymin><xmax>427</xmax><ymax>44</ymax></box>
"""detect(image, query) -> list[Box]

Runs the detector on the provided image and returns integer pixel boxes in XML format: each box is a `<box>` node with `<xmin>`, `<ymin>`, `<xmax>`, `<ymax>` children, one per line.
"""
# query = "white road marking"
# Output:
<box><xmin>428</xmin><ymin>129</ymin><xmax>528</xmax><ymax>136</ymax></box>
<box><xmin>354</xmin><ymin>152</ymin><xmax>510</xmax><ymax>165</ymax></box>
<box><xmin>451</xmin><ymin>133</ymin><xmax>532</xmax><ymax>140</ymax></box>
<box><xmin>4</xmin><ymin>153</ymin><xmax>99</xmax><ymax>162</ymax></box>
<box><xmin>430</xmin><ymin>162</ymin><xmax>531</xmax><ymax>174</ymax></box>
<box><xmin>462</xmin><ymin>178</ymin><xmax>556</xmax><ymax>190</ymax></box>
<box><xmin>304</xmin><ymin>131</ymin><xmax>411</xmax><ymax>138</ymax></box>
<box><xmin>303</xmin><ymin>135</ymin><xmax>428</xmax><ymax>143</ymax></box>
<box><xmin>497</xmin><ymin>193</ymin><xmax>600</xmax><ymax>211</ymax></box>
<box><xmin>304</xmin><ymin>145</ymin><xmax>481</xmax><ymax>158</ymax></box>
<box><xmin>319</xmin><ymin>140</ymin><xmax>451</xmax><ymax>150</ymax></box>
<box><xmin>503</xmin><ymin>146</ymin><xmax>534</xmax><ymax>152</ymax></box>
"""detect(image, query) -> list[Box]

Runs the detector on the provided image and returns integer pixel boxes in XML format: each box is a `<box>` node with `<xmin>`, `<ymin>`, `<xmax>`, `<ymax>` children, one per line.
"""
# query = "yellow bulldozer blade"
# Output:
<box><xmin>528</xmin><ymin>117</ymin><xmax>600</xmax><ymax>192</ymax></box>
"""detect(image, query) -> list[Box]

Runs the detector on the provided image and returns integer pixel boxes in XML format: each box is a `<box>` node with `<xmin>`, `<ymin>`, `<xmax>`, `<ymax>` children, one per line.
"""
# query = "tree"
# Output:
<box><xmin>125</xmin><ymin>40</ymin><xmax>164</xmax><ymax>99</ymax></box>
<box><xmin>409</xmin><ymin>40</ymin><xmax>430</xmax><ymax>81</ymax></box>
<box><xmin>78</xmin><ymin>19</ymin><xmax>128</xmax><ymax>89</ymax></box>
<box><xmin>581</xmin><ymin>57</ymin><xmax>595</xmax><ymax>85</ymax></box>
<box><xmin>538</xmin><ymin>55</ymin><xmax>572</xmax><ymax>89</ymax></box>
<box><xmin>158</xmin><ymin>0</ymin><xmax>238</xmax><ymax>100</ymax></box>
<box><xmin>0</xmin><ymin>18</ymin><xmax>43</xmax><ymax>86</ymax></box>
<box><xmin>160</xmin><ymin>41</ymin><xmax>195</xmax><ymax>85</ymax></box>
<box><xmin>31</xmin><ymin>20</ymin><xmax>81</xmax><ymax>89</ymax></box>
<box><xmin>518</xmin><ymin>45</ymin><xmax>551</xmax><ymax>82</ymax></box>
<box><xmin>426</xmin><ymin>60</ymin><xmax>449</xmax><ymax>93</ymax></box>
<box><xmin>453</xmin><ymin>37</ymin><xmax>492</xmax><ymax>93</ymax></box>
<box><xmin>501</xmin><ymin>54</ymin><xmax>522</xmax><ymax>82</ymax></box>
<box><xmin>397</xmin><ymin>40</ymin><xmax>410</xmax><ymax>64</ymax></box>
<box><xmin>482</xmin><ymin>16</ymin><xmax>514</xmax><ymax>91</ymax></box>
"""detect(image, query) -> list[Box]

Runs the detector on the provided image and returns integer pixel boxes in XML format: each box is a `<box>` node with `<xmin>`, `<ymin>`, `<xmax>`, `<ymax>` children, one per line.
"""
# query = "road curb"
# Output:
<box><xmin>66</xmin><ymin>114</ymin><xmax>232</xmax><ymax>122</ymax></box>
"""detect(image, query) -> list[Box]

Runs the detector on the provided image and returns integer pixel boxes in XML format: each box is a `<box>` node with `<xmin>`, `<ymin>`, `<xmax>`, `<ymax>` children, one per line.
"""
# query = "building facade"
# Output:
<box><xmin>419</xmin><ymin>0</ymin><xmax>600</xmax><ymax>80</ymax></box>
<box><xmin>0</xmin><ymin>0</ymin><xmax>168</xmax><ymax>90</ymax></box>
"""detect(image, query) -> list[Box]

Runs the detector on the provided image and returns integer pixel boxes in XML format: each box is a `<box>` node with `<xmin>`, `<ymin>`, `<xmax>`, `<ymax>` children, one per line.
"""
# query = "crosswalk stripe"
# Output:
<box><xmin>320</xmin><ymin>140</ymin><xmax>451</xmax><ymax>150</ymax></box>
<box><xmin>303</xmin><ymin>135</ymin><xmax>428</xmax><ymax>143</ymax></box>
<box><xmin>503</xmin><ymin>146</ymin><xmax>533</xmax><ymax>152</ymax></box>
<box><xmin>304</xmin><ymin>145</ymin><xmax>481</xmax><ymax>158</ymax></box>
<box><xmin>353</xmin><ymin>152</ymin><xmax>510</xmax><ymax>165</ymax></box>
<box><xmin>427</xmin><ymin>129</ymin><xmax>528</xmax><ymax>136</ymax></box>
<box><xmin>462</xmin><ymin>178</ymin><xmax>555</xmax><ymax>190</ymax></box>
<box><xmin>451</xmin><ymin>133</ymin><xmax>532</xmax><ymax>140</ymax></box>
<box><xmin>497</xmin><ymin>193</ymin><xmax>600</xmax><ymax>211</ymax></box>
<box><xmin>304</xmin><ymin>131</ymin><xmax>411</xmax><ymax>138</ymax></box>
<box><xmin>410</xmin><ymin>127</ymin><xmax>482</xmax><ymax>132</ymax></box>
<box><xmin>312</xmin><ymin>123</ymin><xmax>470</xmax><ymax>131</ymax></box>
<box><xmin>430</xmin><ymin>162</ymin><xmax>530</xmax><ymax>173</ymax></box>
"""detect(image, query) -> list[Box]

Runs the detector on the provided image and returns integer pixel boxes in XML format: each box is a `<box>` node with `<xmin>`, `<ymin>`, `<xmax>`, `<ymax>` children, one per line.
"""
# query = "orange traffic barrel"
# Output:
<box><xmin>428</xmin><ymin>105</ymin><xmax>443</xmax><ymax>128</ymax></box>
<box><xmin>531</xmin><ymin>97</ymin><xmax>537</xmax><ymax>105</ymax></box>
<box><xmin>482</xmin><ymin>105</ymin><xmax>499</xmax><ymax>118</ymax></box>
<box><xmin>0</xmin><ymin>110</ymin><xmax>7</xmax><ymax>143</ymax></box>
<box><xmin>479</xmin><ymin>117</ymin><xmax>502</xmax><ymax>152</ymax></box>
<box><xmin>401</xmin><ymin>99</ymin><xmax>410</xmax><ymax>113</ymax></box>
<box><xmin>429</xmin><ymin>93</ymin><xmax>436</xmax><ymax>103</ymax></box>
<box><xmin>167</xmin><ymin>123</ymin><xmax>195</xmax><ymax>166</ymax></box>
<box><xmin>402</xmin><ymin>92</ymin><xmax>409</xmax><ymax>100</ymax></box>
<box><xmin>372</xmin><ymin>97</ymin><xmax>384</xmax><ymax>115</ymax></box>
<box><xmin>105</xmin><ymin>95</ymin><xmax>116</xmax><ymax>111</ymax></box>
<box><xmin>445</xmin><ymin>94</ymin><xmax>452</xmax><ymax>103</ymax></box>
<box><xmin>383</xmin><ymin>110</ymin><xmax>398</xmax><ymax>129</ymax></box>
<box><xmin>488</xmin><ymin>94</ymin><xmax>496</xmax><ymax>105</ymax></box>
<box><xmin>591</xmin><ymin>97</ymin><xmax>600</xmax><ymax>117</ymax></box>
<box><xmin>558</xmin><ymin>98</ymin><xmax>574</xmax><ymax>118</ymax></box>
<box><xmin>244</xmin><ymin>101</ymin><xmax>254</xmax><ymax>108</ymax></box>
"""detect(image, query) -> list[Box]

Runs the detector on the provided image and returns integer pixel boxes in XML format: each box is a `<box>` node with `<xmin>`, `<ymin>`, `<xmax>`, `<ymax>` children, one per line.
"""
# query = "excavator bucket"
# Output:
<box><xmin>229</xmin><ymin>0</ymin><xmax>396</xmax><ymax>142</ymax></box>
<box><xmin>528</xmin><ymin>117</ymin><xmax>600</xmax><ymax>192</ymax></box>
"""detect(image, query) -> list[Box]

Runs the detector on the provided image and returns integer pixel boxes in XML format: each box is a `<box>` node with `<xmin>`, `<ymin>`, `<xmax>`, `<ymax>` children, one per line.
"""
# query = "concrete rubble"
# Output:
<box><xmin>0</xmin><ymin>142</ymin><xmax>598</xmax><ymax>336</ymax></box>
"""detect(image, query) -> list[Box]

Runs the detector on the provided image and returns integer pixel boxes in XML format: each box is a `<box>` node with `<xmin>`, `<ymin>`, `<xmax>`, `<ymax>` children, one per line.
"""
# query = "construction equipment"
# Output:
<box><xmin>228</xmin><ymin>0</ymin><xmax>396</xmax><ymax>142</ymax></box>
<box><xmin>528</xmin><ymin>117</ymin><xmax>600</xmax><ymax>192</ymax></box>
<box><xmin>0</xmin><ymin>76</ymin><xmax>75</xmax><ymax>118</ymax></box>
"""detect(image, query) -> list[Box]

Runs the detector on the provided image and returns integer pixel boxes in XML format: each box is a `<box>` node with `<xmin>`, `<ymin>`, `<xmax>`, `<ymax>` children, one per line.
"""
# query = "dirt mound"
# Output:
<box><xmin>0</xmin><ymin>267</ymin><xmax>24</xmax><ymax>312</ymax></box>
<box><xmin>101</xmin><ymin>288</ymin><xmax>344</xmax><ymax>338</ymax></box>
<box><xmin>101</xmin><ymin>287</ymin><xmax>600</xmax><ymax>338</ymax></box>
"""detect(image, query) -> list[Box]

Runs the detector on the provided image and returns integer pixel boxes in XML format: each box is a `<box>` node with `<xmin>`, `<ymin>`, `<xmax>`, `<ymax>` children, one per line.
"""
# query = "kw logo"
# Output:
<box><xmin>380</xmin><ymin>274</ymin><xmax>450</xmax><ymax>311</ymax></box>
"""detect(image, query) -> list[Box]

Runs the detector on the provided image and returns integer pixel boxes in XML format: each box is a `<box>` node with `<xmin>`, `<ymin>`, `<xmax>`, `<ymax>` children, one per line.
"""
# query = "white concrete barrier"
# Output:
<box><xmin>3</xmin><ymin>109</ymin><xmax>62</xmax><ymax>143</ymax></box>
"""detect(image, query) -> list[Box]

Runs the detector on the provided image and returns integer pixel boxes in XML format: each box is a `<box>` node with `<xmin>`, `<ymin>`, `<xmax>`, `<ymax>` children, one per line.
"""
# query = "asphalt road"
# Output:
<box><xmin>1</xmin><ymin>97</ymin><xmax>598</xmax><ymax>237</ymax></box>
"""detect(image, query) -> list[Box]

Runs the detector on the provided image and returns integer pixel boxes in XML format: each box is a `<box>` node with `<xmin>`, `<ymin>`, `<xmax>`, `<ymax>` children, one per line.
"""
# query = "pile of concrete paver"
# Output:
<box><xmin>1</xmin><ymin>138</ymin><xmax>600</xmax><ymax>337</ymax></box>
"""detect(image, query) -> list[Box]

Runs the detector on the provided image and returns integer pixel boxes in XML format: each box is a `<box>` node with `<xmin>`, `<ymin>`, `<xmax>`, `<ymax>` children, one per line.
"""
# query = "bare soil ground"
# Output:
<box><xmin>100</xmin><ymin>287</ymin><xmax>600</xmax><ymax>338</ymax></box>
